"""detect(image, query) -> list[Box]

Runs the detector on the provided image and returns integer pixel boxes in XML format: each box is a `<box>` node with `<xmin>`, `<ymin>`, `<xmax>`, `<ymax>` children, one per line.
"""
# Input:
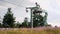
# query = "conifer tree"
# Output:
<box><xmin>3</xmin><ymin>8</ymin><xmax>15</xmax><ymax>28</ymax></box>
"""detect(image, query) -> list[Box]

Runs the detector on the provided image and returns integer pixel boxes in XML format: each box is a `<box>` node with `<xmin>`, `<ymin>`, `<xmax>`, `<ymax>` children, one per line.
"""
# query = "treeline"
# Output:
<box><xmin>0</xmin><ymin>8</ymin><xmax>31</xmax><ymax>28</ymax></box>
<box><xmin>0</xmin><ymin>8</ymin><xmax>51</xmax><ymax>28</ymax></box>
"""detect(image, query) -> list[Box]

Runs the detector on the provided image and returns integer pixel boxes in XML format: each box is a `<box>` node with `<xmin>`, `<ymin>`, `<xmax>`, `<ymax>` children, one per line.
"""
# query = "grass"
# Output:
<box><xmin>0</xmin><ymin>27</ymin><xmax>60</xmax><ymax>34</ymax></box>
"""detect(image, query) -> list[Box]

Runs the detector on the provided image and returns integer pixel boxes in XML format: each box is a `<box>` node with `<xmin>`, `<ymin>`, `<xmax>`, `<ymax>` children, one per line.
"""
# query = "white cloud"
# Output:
<box><xmin>48</xmin><ymin>19</ymin><xmax>60</xmax><ymax>27</ymax></box>
<box><xmin>0</xmin><ymin>6</ymin><xmax>7</xmax><ymax>9</ymax></box>
<box><xmin>55</xmin><ymin>0</ymin><xmax>60</xmax><ymax>6</ymax></box>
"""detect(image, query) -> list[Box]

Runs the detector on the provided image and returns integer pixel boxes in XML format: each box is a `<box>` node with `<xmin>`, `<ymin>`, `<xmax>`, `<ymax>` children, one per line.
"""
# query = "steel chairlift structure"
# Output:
<box><xmin>26</xmin><ymin>2</ymin><xmax>48</xmax><ymax>28</ymax></box>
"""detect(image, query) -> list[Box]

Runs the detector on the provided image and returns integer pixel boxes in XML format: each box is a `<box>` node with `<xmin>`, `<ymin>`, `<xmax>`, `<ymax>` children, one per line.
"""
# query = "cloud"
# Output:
<box><xmin>48</xmin><ymin>19</ymin><xmax>60</xmax><ymax>27</ymax></box>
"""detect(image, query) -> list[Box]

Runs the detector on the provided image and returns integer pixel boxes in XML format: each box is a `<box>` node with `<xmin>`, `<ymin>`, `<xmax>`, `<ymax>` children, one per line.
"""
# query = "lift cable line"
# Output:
<box><xmin>26</xmin><ymin>2</ymin><xmax>48</xmax><ymax>28</ymax></box>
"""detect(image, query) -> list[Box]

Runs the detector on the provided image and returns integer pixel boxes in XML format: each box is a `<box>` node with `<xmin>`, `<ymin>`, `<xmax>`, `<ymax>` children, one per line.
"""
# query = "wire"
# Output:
<box><xmin>0</xmin><ymin>0</ymin><xmax>25</xmax><ymax>8</ymax></box>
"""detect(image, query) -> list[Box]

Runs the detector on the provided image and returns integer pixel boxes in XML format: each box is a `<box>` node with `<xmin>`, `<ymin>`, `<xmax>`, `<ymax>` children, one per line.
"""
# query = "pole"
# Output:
<box><xmin>31</xmin><ymin>9</ymin><xmax>33</xmax><ymax>28</ymax></box>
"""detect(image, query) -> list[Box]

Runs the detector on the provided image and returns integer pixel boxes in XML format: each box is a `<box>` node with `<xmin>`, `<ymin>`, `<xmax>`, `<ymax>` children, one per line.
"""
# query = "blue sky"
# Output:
<box><xmin>0</xmin><ymin>0</ymin><xmax>60</xmax><ymax>27</ymax></box>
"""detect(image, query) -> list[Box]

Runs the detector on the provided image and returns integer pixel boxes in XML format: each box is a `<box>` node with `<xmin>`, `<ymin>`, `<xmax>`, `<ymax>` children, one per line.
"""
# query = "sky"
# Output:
<box><xmin>0</xmin><ymin>0</ymin><xmax>60</xmax><ymax>27</ymax></box>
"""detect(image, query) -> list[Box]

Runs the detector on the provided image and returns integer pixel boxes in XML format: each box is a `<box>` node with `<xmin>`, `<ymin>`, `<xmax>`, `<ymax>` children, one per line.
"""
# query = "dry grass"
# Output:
<box><xmin>0</xmin><ymin>27</ymin><xmax>60</xmax><ymax>34</ymax></box>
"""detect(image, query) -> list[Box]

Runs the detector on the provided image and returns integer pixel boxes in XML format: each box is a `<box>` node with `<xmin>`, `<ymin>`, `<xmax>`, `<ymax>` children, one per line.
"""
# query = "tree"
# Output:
<box><xmin>33</xmin><ymin>14</ymin><xmax>44</xmax><ymax>27</ymax></box>
<box><xmin>33</xmin><ymin>10</ymin><xmax>48</xmax><ymax>27</ymax></box>
<box><xmin>15</xmin><ymin>22</ymin><xmax>21</xmax><ymax>28</ymax></box>
<box><xmin>43</xmin><ymin>12</ymin><xmax>48</xmax><ymax>26</ymax></box>
<box><xmin>3</xmin><ymin>8</ymin><xmax>15</xmax><ymax>28</ymax></box>
<box><xmin>0</xmin><ymin>23</ymin><xmax>2</xmax><ymax>28</ymax></box>
<box><xmin>22</xmin><ymin>17</ymin><xmax>28</xmax><ymax>27</ymax></box>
